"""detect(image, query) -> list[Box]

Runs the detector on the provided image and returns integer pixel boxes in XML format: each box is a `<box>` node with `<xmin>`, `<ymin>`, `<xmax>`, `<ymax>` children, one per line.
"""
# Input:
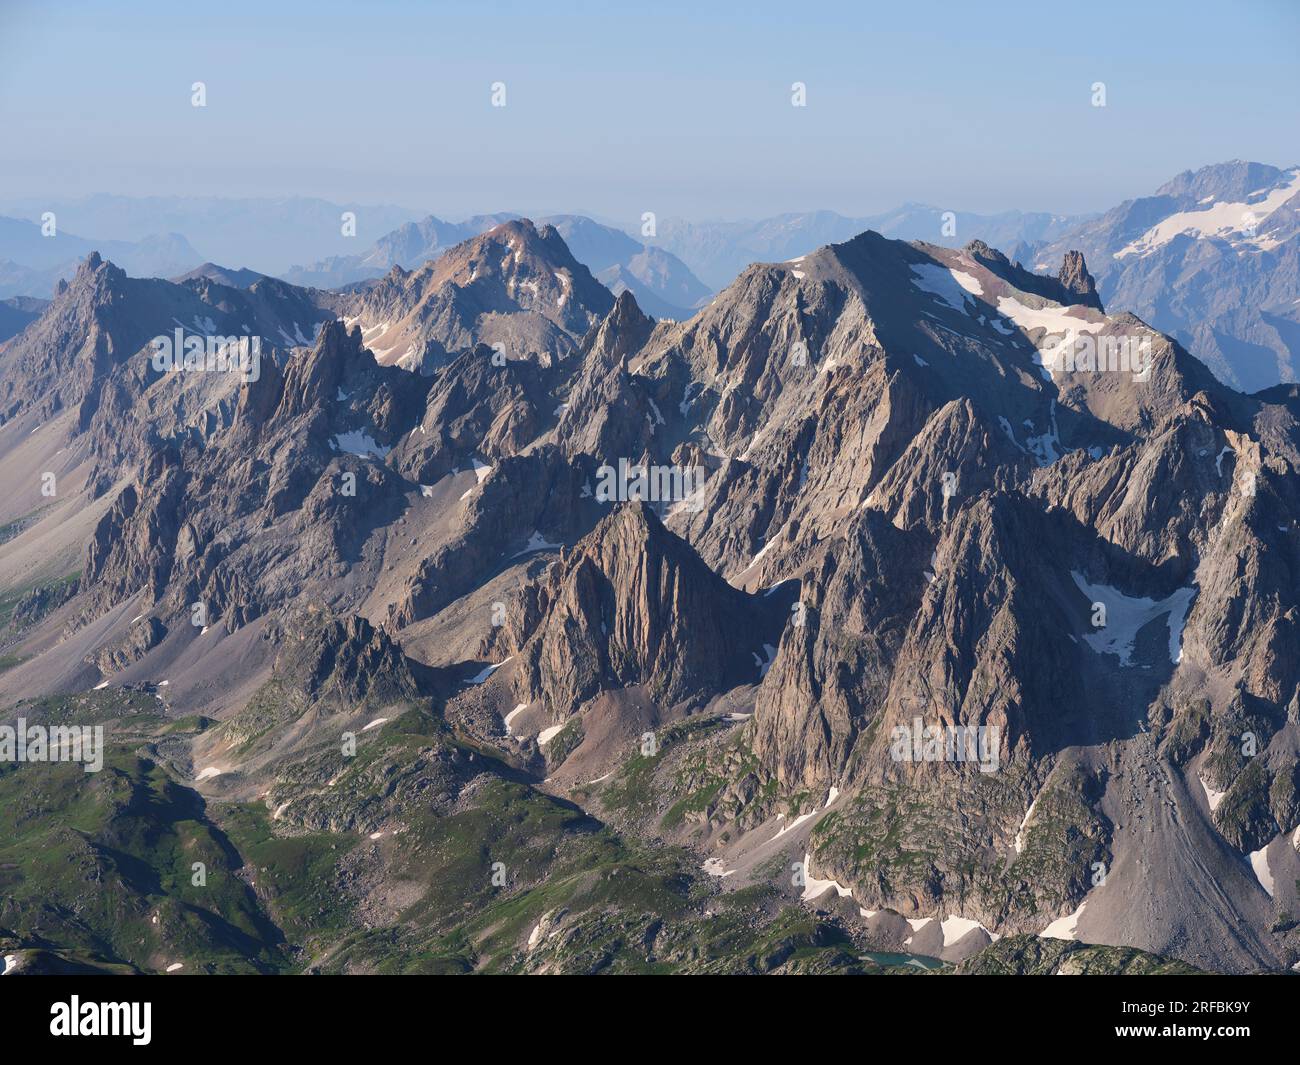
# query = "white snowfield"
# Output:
<box><xmin>702</xmin><ymin>856</ymin><xmax>735</xmax><ymax>878</ymax></box>
<box><xmin>771</xmin><ymin>812</ymin><xmax>815</xmax><ymax>842</ymax></box>
<box><xmin>936</xmin><ymin>916</ymin><xmax>993</xmax><ymax>946</ymax></box>
<box><xmin>459</xmin><ymin>458</ymin><xmax>495</xmax><ymax>500</ymax></box>
<box><xmin>359</xmin><ymin>320</ymin><xmax>390</xmax><ymax>344</ymax></box>
<box><xmin>1014</xmin><ymin>790</ymin><xmax>1042</xmax><ymax>854</ymax></box>
<box><xmin>466</xmin><ymin>657</ymin><xmax>511</xmax><ymax>685</ymax></box>
<box><xmin>513</xmin><ymin>530</ymin><xmax>562</xmax><ymax>556</ymax></box>
<box><xmin>995</xmin><ymin>295</ymin><xmax>1104</xmax><ymax>366</ymax></box>
<box><xmin>902</xmin><ymin>915</ymin><xmax>998</xmax><ymax>947</ymax></box>
<box><xmin>1071</xmin><ymin>571</ymin><xmax>1196</xmax><ymax>666</ymax></box>
<box><xmin>331</xmin><ymin>430</ymin><xmax>391</xmax><ymax>459</ymax></box>
<box><xmin>1116</xmin><ymin>169</ymin><xmax>1300</xmax><ymax>258</ymax></box>
<box><xmin>747</xmin><ymin>538</ymin><xmax>776</xmax><ymax>568</ymax></box>
<box><xmin>1024</xmin><ymin>400</ymin><xmax>1063</xmax><ymax>467</ymax></box>
<box><xmin>909</xmin><ymin>263</ymin><xmax>984</xmax><ymax>312</ymax></box>
<box><xmin>1200</xmin><ymin>774</ymin><xmax>1227</xmax><ymax>812</ymax></box>
<box><xmin>1040</xmin><ymin>900</ymin><xmax>1087</xmax><ymax>940</ymax></box>
<box><xmin>1249</xmin><ymin>845</ymin><xmax>1275</xmax><ymax>897</ymax></box>
<box><xmin>800</xmin><ymin>851</ymin><xmax>853</xmax><ymax>901</ymax></box>
<box><xmin>465</xmin><ymin>657</ymin><xmax>509</xmax><ymax>681</ymax></box>
<box><xmin>503</xmin><ymin>703</ymin><xmax>528</xmax><ymax>735</ymax></box>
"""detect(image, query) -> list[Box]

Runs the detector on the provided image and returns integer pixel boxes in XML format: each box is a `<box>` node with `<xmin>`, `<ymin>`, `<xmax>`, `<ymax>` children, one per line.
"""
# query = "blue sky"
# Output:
<box><xmin>2</xmin><ymin>0</ymin><xmax>1297</xmax><ymax>222</ymax></box>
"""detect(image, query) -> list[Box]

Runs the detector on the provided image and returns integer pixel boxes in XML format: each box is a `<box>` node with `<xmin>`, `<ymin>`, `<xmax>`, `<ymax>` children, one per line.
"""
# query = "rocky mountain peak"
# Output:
<box><xmin>1155</xmin><ymin>159</ymin><xmax>1284</xmax><ymax>204</ymax></box>
<box><xmin>505</xmin><ymin>501</ymin><xmax>782</xmax><ymax>718</ymax></box>
<box><xmin>275</xmin><ymin>318</ymin><xmax>358</xmax><ymax>418</ymax></box>
<box><xmin>1057</xmin><ymin>249</ymin><xmax>1102</xmax><ymax>310</ymax></box>
<box><xmin>68</xmin><ymin>249</ymin><xmax>126</xmax><ymax>295</ymax></box>
<box><xmin>587</xmin><ymin>289</ymin><xmax>654</xmax><ymax>363</ymax></box>
<box><xmin>340</xmin><ymin>216</ymin><xmax>616</xmax><ymax>370</ymax></box>
<box><xmin>962</xmin><ymin>238</ymin><xmax>1001</xmax><ymax>262</ymax></box>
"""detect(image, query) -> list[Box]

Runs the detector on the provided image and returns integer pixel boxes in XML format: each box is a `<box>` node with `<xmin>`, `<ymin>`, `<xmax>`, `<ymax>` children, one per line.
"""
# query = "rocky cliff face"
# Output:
<box><xmin>503</xmin><ymin>502</ymin><xmax>781</xmax><ymax>721</ymax></box>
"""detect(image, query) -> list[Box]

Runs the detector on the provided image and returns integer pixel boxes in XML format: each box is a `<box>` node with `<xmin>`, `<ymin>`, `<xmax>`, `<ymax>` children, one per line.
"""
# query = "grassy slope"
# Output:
<box><xmin>0</xmin><ymin>689</ymin><xmax>1198</xmax><ymax>975</ymax></box>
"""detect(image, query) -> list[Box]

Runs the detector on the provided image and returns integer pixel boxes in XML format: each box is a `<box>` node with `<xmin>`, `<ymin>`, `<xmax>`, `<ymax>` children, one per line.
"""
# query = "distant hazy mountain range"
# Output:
<box><xmin>0</xmin><ymin>195</ymin><xmax>424</xmax><ymax>278</ymax></box>
<box><xmin>649</xmin><ymin>206</ymin><xmax>1088</xmax><ymax>290</ymax></box>
<box><xmin>282</xmin><ymin>207</ymin><xmax>1082</xmax><ymax>320</ymax></box>
<box><xmin>0</xmin><ymin>295</ymin><xmax>47</xmax><ymax>343</ymax></box>
<box><xmin>0</xmin><ymin>214</ymin><xmax>202</xmax><ymax>300</ymax></box>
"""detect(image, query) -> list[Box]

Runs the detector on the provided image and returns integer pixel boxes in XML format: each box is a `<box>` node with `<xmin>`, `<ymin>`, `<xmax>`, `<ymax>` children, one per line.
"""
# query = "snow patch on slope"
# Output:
<box><xmin>1116</xmin><ymin>169</ymin><xmax>1300</xmax><ymax>258</ymax></box>
<box><xmin>772</xmin><ymin>812</ymin><xmax>815</xmax><ymax>841</ymax></box>
<box><xmin>1200</xmin><ymin>775</ymin><xmax>1227</xmax><ymax>813</ymax></box>
<box><xmin>800</xmin><ymin>851</ymin><xmax>853</xmax><ymax>901</ymax></box>
<box><xmin>1071</xmin><ymin>572</ymin><xmax>1196</xmax><ymax>666</ymax></box>
<box><xmin>910</xmin><ymin>263</ymin><xmax>983</xmax><ymax>312</ymax></box>
<box><xmin>1014</xmin><ymin>791</ymin><xmax>1042</xmax><ymax>855</ymax></box>
<box><xmin>466</xmin><ymin>657</ymin><xmax>512</xmax><ymax>685</ymax></box>
<box><xmin>1040</xmin><ymin>900</ymin><xmax>1087</xmax><ymax>941</ymax></box>
<box><xmin>331</xmin><ymin>430</ymin><xmax>391</xmax><ymax>459</ymax></box>
<box><xmin>1249</xmin><ymin>845</ymin><xmax>1275</xmax><ymax>897</ymax></box>
<box><xmin>997</xmin><ymin>298</ymin><xmax>1102</xmax><ymax>335</ymax></box>
<box><xmin>503</xmin><ymin>704</ymin><xmax>527</xmax><ymax>735</ymax></box>
<box><xmin>513</xmin><ymin>531</ymin><xmax>563</xmax><ymax>556</ymax></box>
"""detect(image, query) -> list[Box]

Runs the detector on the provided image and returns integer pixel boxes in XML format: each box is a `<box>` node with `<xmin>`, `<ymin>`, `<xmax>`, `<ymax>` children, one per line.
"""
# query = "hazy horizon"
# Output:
<box><xmin>3</xmin><ymin>0</ymin><xmax>1297</xmax><ymax>225</ymax></box>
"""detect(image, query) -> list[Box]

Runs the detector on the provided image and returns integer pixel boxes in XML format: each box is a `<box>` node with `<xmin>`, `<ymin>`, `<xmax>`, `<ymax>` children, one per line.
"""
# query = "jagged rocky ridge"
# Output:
<box><xmin>1</xmin><ymin>217</ymin><xmax>1298</xmax><ymax>975</ymax></box>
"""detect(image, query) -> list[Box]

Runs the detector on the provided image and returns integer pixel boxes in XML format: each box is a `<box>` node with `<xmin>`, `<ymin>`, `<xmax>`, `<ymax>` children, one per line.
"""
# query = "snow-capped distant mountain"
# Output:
<box><xmin>1031</xmin><ymin>161</ymin><xmax>1300</xmax><ymax>392</ymax></box>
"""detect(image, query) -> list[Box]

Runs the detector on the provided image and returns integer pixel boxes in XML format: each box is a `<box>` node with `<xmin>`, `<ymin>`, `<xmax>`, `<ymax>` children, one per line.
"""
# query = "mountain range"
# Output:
<box><xmin>1</xmin><ymin>197</ymin><xmax>1298</xmax><ymax>974</ymax></box>
<box><xmin>0</xmin><ymin>195</ymin><xmax>424</xmax><ymax>277</ymax></box>
<box><xmin>1029</xmin><ymin>161</ymin><xmax>1300</xmax><ymax>394</ymax></box>
<box><xmin>5</xmin><ymin>161</ymin><xmax>1299</xmax><ymax>394</ymax></box>
<box><xmin>284</xmin><ymin>212</ymin><xmax>713</xmax><ymax>322</ymax></box>
<box><xmin>0</xmin><ymin>215</ymin><xmax>203</xmax><ymax>301</ymax></box>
